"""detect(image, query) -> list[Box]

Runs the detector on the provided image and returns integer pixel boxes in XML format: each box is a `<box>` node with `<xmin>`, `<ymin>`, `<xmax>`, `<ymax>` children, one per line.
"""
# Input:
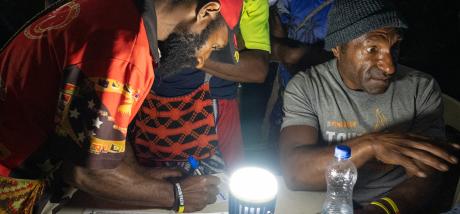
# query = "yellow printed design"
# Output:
<box><xmin>0</xmin><ymin>176</ymin><xmax>45</xmax><ymax>214</ymax></box>
<box><xmin>89</xmin><ymin>137</ymin><xmax>125</xmax><ymax>155</ymax></box>
<box><xmin>55</xmin><ymin>82</ymin><xmax>81</xmax><ymax>146</ymax></box>
<box><xmin>24</xmin><ymin>1</ymin><xmax>80</xmax><ymax>39</ymax></box>
<box><xmin>234</xmin><ymin>50</ymin><xmax>240</xmax><ymax>63</ymax></box>
<box><xmin>373</xmin><ymin>108</ymin><xmax>388</xmax><ymax>131</ymax></box>
<box><xmin>327</xmin><ymin>120</ymin><xmax>358</xmax><ymax>128</ymax></box>
<box><xmin>90</xmin><ymin>78</ymin><xmax>141</xmax><ymax>117</ymax></box>
<box><xmin>54</xmin><ymin>66</ymin><xmax>129</xmax><ymax>162</ymax></box>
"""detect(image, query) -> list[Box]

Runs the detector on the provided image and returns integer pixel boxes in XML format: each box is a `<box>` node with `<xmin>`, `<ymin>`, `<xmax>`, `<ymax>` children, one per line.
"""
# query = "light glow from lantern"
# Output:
<box><xmin>229</xmin><ymin>167</ymin><xmax>278</xmax><ymax>203</ymax></box>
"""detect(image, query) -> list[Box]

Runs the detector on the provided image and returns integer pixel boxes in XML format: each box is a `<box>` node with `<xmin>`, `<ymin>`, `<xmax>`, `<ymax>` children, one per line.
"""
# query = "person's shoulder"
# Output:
<box><xmin>396</xmin><ymin>64</ymin><xmax>437</xmax><ymax>86</ymax></box>
<box><xmin>314</xmin><ymin>59</ymin><xmax>335</xmax><ymax>72</ymax></box>
<box><xmin>397</xmin><ymin>64</ymin><xmax>433</xmax><ymax>78</ymax></box>
<box><xmin>307</xmin><ymin>59</ymin><xmax>336</xmax><ymax>80</ymax></box>
<box><xmin>288</xmin><ymin>60</ymin><xmax>335</xmax><ymax>89</ymax></box>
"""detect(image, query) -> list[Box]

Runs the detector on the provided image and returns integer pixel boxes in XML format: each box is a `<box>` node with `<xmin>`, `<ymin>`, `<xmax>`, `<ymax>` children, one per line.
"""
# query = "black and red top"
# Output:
<box><xmin>0</xmin><ymin>0</ymin><xmax>160</xmax><ymax>177</ymax></box>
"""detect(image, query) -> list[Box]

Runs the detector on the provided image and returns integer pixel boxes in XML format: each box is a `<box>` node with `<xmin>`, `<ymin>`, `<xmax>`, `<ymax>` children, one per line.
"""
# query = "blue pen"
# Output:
<box><xmin>188</xmin><ymin>156</ymin><xmax>202</xmax><ymax>175</ymax></box>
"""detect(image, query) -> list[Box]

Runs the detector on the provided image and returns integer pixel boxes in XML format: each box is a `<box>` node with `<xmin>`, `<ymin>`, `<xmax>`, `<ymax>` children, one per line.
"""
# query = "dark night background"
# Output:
<box><xmin>1</xmin><ymin>0</ymin><xmax>458</xmax><ymax>100</ymax></box>
<box><xmin>391</xmin><ymin>0</ymin><xmax>460</xmax><ymax>100</ymax></box>
<box><xmin>1</xmin><ymin>1</ymin><xmax>459</xmax><ymax>207</ymax></box>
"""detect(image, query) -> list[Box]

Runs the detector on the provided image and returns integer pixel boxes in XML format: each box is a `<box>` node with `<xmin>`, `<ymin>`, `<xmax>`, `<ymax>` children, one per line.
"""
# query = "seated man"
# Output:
<box><xmin>0</xmin><ymin>0</ymin><xmax>240</xmax><ymax>213</ymax></box>
<box><xmin>279</xmin><ymin>0</ymin><xmax>459</xmax><ymax>213</ymax></box>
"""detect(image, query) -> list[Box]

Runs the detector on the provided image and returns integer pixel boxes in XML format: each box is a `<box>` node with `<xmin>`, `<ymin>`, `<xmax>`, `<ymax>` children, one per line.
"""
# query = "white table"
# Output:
<box><xmin>58</xmin><ymin>176</ymin><xmax>325</xmax><ymax>214</ymax></box>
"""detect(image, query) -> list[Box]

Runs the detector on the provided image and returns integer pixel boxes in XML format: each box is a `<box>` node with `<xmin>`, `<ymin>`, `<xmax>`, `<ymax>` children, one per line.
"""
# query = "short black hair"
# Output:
<box><xmin>169</xmin><ymin>0</ymin><xmax>217</xmax><ymax>6</ymax></box>
<box><xmin>156</xmin><ymin>14</ymin><xmax>225</xmax><ymax>77</ymax></box>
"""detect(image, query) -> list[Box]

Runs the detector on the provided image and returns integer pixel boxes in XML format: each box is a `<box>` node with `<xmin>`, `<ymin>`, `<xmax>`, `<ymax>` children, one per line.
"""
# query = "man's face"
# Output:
<box><xmin>333</xmin><ymin>27</ymin><xmax>402</xmax><ymax>94</ymax></box>
<box><xmin>156</xmin><ymin>15</ymin><xmax>227</xmax><ymax>77</ymax></box>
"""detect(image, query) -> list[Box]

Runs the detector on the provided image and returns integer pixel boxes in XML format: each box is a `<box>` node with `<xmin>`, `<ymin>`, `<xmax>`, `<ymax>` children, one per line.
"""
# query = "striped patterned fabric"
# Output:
<box><xmin>131</xmin><ymin>83</ymin><xmax>219</xmax><ymax>163</ymax></box>
<box><xmin>0</xmin><ymin>176</ymin><xmax>45</xmax><ymax>214</ymax></box>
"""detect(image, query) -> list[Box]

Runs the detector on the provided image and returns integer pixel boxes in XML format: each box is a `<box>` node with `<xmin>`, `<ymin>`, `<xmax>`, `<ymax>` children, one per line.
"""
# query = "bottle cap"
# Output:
<box><xmin>335</xmin><ymin>145</ymin><xmax>351</xmax><ymax>159</ymax></box>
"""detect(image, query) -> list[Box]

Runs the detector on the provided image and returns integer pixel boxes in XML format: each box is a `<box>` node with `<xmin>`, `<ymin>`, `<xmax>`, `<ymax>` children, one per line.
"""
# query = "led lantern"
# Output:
<box><xmin>228</xmin><ymin>167</ymin><xmax>278</xmax><ymax>214</ymax></box>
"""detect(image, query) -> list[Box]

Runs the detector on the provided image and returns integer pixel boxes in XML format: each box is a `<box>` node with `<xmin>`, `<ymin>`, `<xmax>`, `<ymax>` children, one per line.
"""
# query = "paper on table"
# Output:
<box><xmin>83</xmin><ymin>210</ymin><xmax>228</xmax><ymax>214</ymax></box>
<box><xmin>213</xmin><ymin>173</ymin><xmax>229</xmax><ymax>203</ymax></box>
<box><xmin>83</xmin><ymin>210</ymin><xmax>173</xmax><ymax>214</ymax></box>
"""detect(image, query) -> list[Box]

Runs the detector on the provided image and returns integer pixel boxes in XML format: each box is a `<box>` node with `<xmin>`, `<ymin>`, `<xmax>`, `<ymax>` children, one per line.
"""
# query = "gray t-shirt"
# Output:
<box><xmin>282</xmin><ymin>59</ymin><xmax>445</xmax><ymax>204</ymax></box>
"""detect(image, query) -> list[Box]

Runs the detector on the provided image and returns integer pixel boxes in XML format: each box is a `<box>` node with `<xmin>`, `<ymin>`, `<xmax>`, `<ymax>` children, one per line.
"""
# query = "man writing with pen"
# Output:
<box><xmin>115</xmin><ymin>0</ymin><xmax>271</xmax><ymax>212</ymax></box>
<box><xmin>66</xmin><ymin>0</ymin><xmax>253</xmax><ymax>212</ymax></box>
<box><xmin>72</xmin><ymin>0</ymin><xmax>271</xmax><ymax>212</ymax></box>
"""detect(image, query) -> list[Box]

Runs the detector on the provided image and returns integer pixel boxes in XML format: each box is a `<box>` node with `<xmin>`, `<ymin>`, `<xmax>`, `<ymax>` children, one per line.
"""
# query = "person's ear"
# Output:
<box><xmin>331</xmin><ymin>46</ymin><xmax>341</xmax><ymax>59</ymax></box>
<box><xmin>197</xmin><ymin>2</ymin><xmax>221</xmax><ymax>24</ymax></box>
<box><xmin>195</xmin><ymin>56</ymin><xmax>205</xmax><ymax>69</ymax></box>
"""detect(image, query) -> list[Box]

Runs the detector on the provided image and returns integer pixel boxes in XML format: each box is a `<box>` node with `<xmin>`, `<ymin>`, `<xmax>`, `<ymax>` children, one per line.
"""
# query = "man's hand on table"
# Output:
<box><xmin>352</xmin><ymin>132</ymin><xmax>459</xmax><ymax>177</ymax></box>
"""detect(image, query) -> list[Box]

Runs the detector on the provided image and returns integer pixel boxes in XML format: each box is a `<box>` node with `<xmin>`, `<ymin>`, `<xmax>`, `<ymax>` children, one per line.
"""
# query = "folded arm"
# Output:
<box><xmin>357</xmin><ymin>165</ymin><xmax>444</xmax><ymax>214</ymax></box>
<box><xmin>280</xmin><ymin>125</ymin><xmax>374</xmax><ymax>190</ymax></box>
<box><xmin>280</xmin><ymin>125</ymin><xmax>457</xmax><ymax>191</ymax></box>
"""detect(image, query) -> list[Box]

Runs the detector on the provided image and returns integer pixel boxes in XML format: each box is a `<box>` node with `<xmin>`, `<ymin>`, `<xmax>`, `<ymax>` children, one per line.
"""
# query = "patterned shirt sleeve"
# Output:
<box><xmin>53</xmin><ymin>59</ymin><xmax>153</xmax><ymax>169</ymax></box>
<box><xmin>275</xmin><ymin>0</ymin><xmax>291</xmax><ymax>25</ymax></box>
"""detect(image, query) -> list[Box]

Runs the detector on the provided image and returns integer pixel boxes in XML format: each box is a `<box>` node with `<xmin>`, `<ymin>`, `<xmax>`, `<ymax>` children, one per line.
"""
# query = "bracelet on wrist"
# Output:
<box><xmin>174</xmin><ymin>183</ymin><xmax>185</xmax><ymax>213</ymax></box>
<box><xmin>381</xmin><ymin>197</ymin><xmax>400</xmax><ymax>214</ymax></box>
<box><xmin>370</xmin><ymin>201</ymin><xmax>391</xmax><ymax>214</ymax></box>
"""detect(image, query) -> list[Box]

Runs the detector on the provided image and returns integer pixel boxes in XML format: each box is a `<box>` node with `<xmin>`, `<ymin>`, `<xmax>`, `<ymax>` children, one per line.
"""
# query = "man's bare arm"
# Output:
<box><xmin>280</xmin><ymin>125</ymin><xmax>374</xmax><ymax>190</ymax></box>
<box><xmin>280</xmin><ymin>125</ymin><xmax>458</xmax><ymax>190</ymax></box>
<box><xmin>200</xmin><ymin>49</ymin><xmax>269</xmax><ymax>83</ymax></box>
<box><xmin>61</xmin><ymin>144</ymin><xmax>220</xmax><ymax>212</ymax></box>
<box><xmin>63</xmin><ymin>160</ymin><xmax>176</xmax><ymax>208</ymax></box>
<box><xmin>357</xmin><ymin>165</ymin><xmax>445</xmax><ymax>214</ymax></box>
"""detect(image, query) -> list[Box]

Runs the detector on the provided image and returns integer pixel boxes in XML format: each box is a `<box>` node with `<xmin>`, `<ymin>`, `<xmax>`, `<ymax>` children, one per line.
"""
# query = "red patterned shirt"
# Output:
<box><xmin>0</xmin><ymin>0</ymin><xmax>159</xmax><ymax>177</ymax></box>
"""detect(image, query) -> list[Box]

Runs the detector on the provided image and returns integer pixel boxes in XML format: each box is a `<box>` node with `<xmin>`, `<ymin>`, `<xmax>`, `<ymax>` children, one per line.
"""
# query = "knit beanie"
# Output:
<box><xmin>324</xmin><ymin>0</ymin><xmax>407</xmax><ymax>50</ymax></box>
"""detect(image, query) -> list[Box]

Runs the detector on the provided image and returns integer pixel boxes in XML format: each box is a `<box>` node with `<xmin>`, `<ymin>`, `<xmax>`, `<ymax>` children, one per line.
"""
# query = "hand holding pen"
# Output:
<box><xmin>188</xmin><ymin>156</ymin><xmax>226</xmax><ymax>201</ymax></box>
<box><xmin>168</xmin><ymin>157</ymin><xmax>220</xmax><ymax>212</ymax></box>
<box><xmin>188</xmin><ymin>156</ymin><xmax>203</xmax><ymax>176</ymax></box>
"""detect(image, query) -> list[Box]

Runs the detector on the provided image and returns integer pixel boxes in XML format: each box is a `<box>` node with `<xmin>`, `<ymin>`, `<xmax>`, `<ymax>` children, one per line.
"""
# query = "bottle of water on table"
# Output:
<box><xmin>322</xmin><ymin>145</ymin><xmax>357</xmax><ymax>214</ymax></box>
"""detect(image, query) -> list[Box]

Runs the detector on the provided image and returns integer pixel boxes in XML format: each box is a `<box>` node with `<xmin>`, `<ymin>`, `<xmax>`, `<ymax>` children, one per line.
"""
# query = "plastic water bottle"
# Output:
<box><xmin>322</xmin><ymin>145</ymin><xmax>358</xmax><ymax>214</ymax></box>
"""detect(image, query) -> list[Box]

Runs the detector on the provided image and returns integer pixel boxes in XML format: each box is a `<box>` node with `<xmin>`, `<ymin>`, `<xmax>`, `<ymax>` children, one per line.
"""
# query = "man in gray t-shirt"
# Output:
<box><xmin>283</xmin><ymin>59</ymin><xmax>444</xmax><ymax>203</ymax></box>
<box><xmin>280</xmin><ymin>0</ymin><xmax>459</xmax><ymax>213</ymax></box>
